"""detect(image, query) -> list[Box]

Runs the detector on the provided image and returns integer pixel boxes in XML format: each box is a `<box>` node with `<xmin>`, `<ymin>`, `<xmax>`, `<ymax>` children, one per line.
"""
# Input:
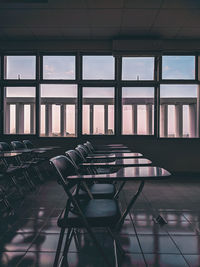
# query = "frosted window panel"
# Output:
<box><xmin>40</xmin><ymin>105</ymin><xmax>46</xmax><ymax>135</ymax></box>
<box><xmin>108</xmin><ymin>105</ymin><xmax>114</xmax><ymax>135</ymax></box>
<box><xmin>40</xmin><ymin>84</ymin><xmax>77</xmax><ymax>137</ymax></box>
<box><xmin>137</xmin><ymin>105</ymin><xmax>147</xmax><ymax>135</ymax></box>
<box><xmin>43</xmin><ymin>56</ymin><xmax>75</xmax><ymax>80</ymax></box>
<box><xmin>94</xmin><ymin>105</ymin><xmax>104</xmax><ymax>135</ymax></box>
<box><xmin>122</xmin><ymin>105</ymin><xmax>133</xmax><ymax>134</ymax></box>
<box><xmin>82</xmin><ymin>105</ymin><xmax>90</xmax><ymax>134</ymax></box>
<box><xmin>66</xmin><ymin>105</ymin><xmax>76</xmax><ymax>136</ymax></box>
<box><xmin>52</xmin><ymin>105</ymin><xmax>60</xmax><ymax>135</ymax></box>
<box><xmin>4</xmin><ymin>87</ymin><xmax>35</xmax><ymax>134</ymax></box>
<box><xmin>83</xmin><ymin>56</ymin><xmax>115</xmax><ymax>80</ymax></box>
<box><xmin>10</xmin><ymin>105</ymin><xmax>16</xmax><ymax>134</ymax></box>
<box><xmin>24</xmin><ymin>105</ymin><xmax>30</xmax><ymax>134</ymax></box>
<box><xmin>160</xmin><ymin>85</ymin><xmax>197</xmax><ymax>138</ymax></box>
<box><xmin>5</xmin><ymin>56</ymin><xmax>36</xmax><ymax>79</ymax></box>
<box><xmin>82</xmin><ymin>87</ymin><xmax>115</xmax><ymax>135</ymax></box>
<box><xmin>122</xmin><ymin>87</ymin><xmax>154</xmax><ymax>135</ymax></box>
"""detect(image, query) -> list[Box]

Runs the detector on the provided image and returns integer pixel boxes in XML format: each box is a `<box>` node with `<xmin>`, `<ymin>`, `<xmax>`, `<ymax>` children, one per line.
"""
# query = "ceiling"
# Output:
<box><xmin>0</xmin><ymin>0</ymin><xmax>199</xmax><ymax>41</ymax></box>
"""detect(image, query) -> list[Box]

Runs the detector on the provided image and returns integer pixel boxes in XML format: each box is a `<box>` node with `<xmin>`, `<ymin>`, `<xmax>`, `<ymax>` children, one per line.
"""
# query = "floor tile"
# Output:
<box><xmin>12</xmin><ymin>219</ymin><xmax>46</xmax><ymax>233</ymax></box>
<box><xmin>184</xmin><ymin>254</ymin><xmax>200</xmax><ymax>267</ymax></box>
<box><xmin>17</xmin><ymin>252</ymin><xmax>56</xmax><ymax>267</ymax></box>
<box><xmin>0</xmin><ymin>251</ymin><xmax>25</xmax><ymax>267</ymax></box>
<box><xmin>134</xmin><ymin>220</ymin><xmax>168</xmax><ymax>235</ymax></box>
<box><xmin>0</xmin><ymin>232</ymin><xmax>37</xmax><ymax>252</ymax></box>
<box><xmin>144</xmin><ymin>253</ymin><xmax>188</xmax><ymax>267</ymax></box>
<box><xmin>138</xmin><ymin>235</ymin><xmax>180</xmax><ymax>254</ymax></box>
<box><xmin>171</xmin><ymin>235</ymin><xmax>200</xmax><ymax>254</ymax></box>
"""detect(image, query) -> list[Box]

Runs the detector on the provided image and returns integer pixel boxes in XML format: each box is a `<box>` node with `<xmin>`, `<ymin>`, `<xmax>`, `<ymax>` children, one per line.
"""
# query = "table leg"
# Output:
<box><xmin>116</xmin><ymin>180</ymin><xmax>145</xmax><ymax>231</ymax></box>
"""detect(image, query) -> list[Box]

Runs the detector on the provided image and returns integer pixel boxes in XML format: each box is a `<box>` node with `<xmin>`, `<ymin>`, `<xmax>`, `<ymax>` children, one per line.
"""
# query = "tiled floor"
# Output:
<box><xmin>1</xmin><ymin>177</ymin><xmax>200</xmax><ymax>266</ymax></box>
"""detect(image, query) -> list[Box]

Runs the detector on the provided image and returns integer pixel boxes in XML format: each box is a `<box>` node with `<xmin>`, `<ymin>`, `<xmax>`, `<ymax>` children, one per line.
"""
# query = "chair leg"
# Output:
<box><xmin>113</xmin><ymin>240</ymin><xmax>119</xmax><ymax>267</ymax></box>
<box><xmin>23</xmin><ymin>171</ymin><xmax>36</xmax><ymax>190</ymax></box>
<box><xmin>34</xmin><ymin>166</ymin><xmax>45</xmax><ymax>182</ymax></box>
<box><xmin>85</xmin><ymin>226</ymin><xmax>111</xmax><ymax>267</ymax></box>
<box><xmin>9</xmin><ymin>175</ymin><xmax>24</xmax><ymax>197</ymax></box>
<box><xmin>60</xmin><ymin>228</ymin><xmax>73</xmax><ymax>267</ymax></box>
<box><xmin>73</xmin><ymin>229</ymin><xmax>81</xmax><ymax>251</ymax></box>
<box><xmin>107</xmin><ymin>228</ymin><xmax>125</xmax><ymax>256</ymax></box>
<box><xmin>53</xmin><ymin>227</ymin><xmax>66</xmax><ymax>267</ymax></box>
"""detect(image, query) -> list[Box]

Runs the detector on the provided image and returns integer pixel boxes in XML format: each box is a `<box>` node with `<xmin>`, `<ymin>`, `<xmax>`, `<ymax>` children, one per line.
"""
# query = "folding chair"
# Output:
<box><xmin>11</xmin><ymin>141</ymin><xmax>45</xmax><ymax>182</ymax></box>
<box><xmin>65</xmin><ymin>150</ymin><xmax>116</xmax><ymax>199</ymax></box>
<box><xmin>50</xmin><ymin>155</ymin><xmax>124</xmax><ymax>267</ymax></box>
<box><xmin>0</xmin><ymin>142</ymin><xmax>36</xmax><ymax>192</ymax></box>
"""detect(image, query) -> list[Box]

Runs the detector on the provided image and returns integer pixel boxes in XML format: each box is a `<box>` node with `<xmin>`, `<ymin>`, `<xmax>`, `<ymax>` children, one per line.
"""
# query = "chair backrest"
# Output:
<box><xmin>11</xmin><ymin>141</ymin><xmax>26</xmax><ymax>150</ymax></box>
<box><xmin>86</xmin><ymin>141</ymin><xmax>95</xmax><ymax>152</ymax></box>
<box><xmin>49</xmin><ymin>155</ymin><xmax>76</xmax><ymax>189</ymax></box>
<box><xmin>65</xmin><ymin>150</ymin><xmax>83</xmax><ymax>171</ymax></box>
<box><xmin>75</xmin><ymin>145</ymin><xmax>88</xmax><ymax>161</ymax></box>
<box><xmin>0</xmin><ymin>142</ymin><xmax>11</xmax><ymax>152</ymax></box>
<box><xmin>23</xmin><ymin>140</ymin><xmax>34</xmax><ymax>149</ymax></box>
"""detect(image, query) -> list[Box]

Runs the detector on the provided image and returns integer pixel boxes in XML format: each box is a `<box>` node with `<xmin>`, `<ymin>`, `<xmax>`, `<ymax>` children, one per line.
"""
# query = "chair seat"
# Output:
<box><xmin>78</xmin><ymin>183</ymin><xmax>115</xmax><ymax>199</ymax></box>
<box><xmin>58</xmin><ymin>199</ymin><xmax>121</xmax><ymax>228</ymax></box>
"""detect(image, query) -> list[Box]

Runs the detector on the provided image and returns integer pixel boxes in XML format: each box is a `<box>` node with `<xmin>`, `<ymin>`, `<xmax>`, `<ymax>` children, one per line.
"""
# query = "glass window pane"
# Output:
<box><xmin>160</xmin><ymin>85</ymin><xmax>197</xmax><ymax>138</ymax></box>
<box><xmin>122</xmin><ymin>87</ymin><xmax>154</xmax><ymax>135</ymax></box>
<box><xmin>43</xmin><ymin>56</ymin><xmax>75</xmax><ymax>80</ymax></box>
<box><xmin>82</xmin><ymin>87</ymin><xmax>115</xmax><ymax>135</ymax></box>
<box><xmin>162</xmin><ymin>56</ymin><xmax>195</xmax><ymax>80</ymax></box>
<box><xmin>122</xmin><ymin>57</ymin><xmax>154</xmax><ymax>80</ymax></box>
<box><xmin>40</xmin><ymin>84</ymin><xmax>77</xmax><ymax>137</ymax></box>
<box><xmin>4</xmin><ymin>87</ymin><xmax>36</xmax><ymax>134</ymax></box>
<box><xmin>5</xmin><ymin>56</ymin><xmax>36</xmax><ymax>79</ymax></box>
<box><xmin>83</xmin><ymin>56</ymin><xmax>115</xmax><ymax>80</ymax></box>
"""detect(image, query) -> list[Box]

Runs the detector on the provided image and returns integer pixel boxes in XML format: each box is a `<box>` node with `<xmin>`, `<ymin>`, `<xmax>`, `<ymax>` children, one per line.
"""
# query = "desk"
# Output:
<box><xmin>0</xmin><ymin>152</ymin><xmax>22</xmax><ymax>158</ymax></box>
<box><xmin>89</xmin><ymin>149</ymin><xmax>132</xmax><ymax>154</ymax></box>
<box><xmin>87</xmin><ymin>152</ymin><xmax>143</xmax><ymax>160</ymax></box>
<box><xmin>80</xmin><ymin>158</ymin><xmax>152</xmax><ymax>167</ymax></box>
<box><xmin>67</xmin><ymin>166</ymin><xmax>171</xmax><ymax>229</ymax></box>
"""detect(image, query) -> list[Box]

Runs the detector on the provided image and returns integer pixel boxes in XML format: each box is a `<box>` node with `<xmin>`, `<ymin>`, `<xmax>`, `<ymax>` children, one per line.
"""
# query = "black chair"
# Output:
<box><xmin>0</xmin><ymin>142</ymin><xmax>36</xmax><ymax>193</ymax></box>
<box><xmin>75</xmin><ymin>144</ymin><xmax>116</xmax><ymax>164</ymax></box>
<box><xmin>11</xmin><ymin>141</ymin><xmax>45</xmax><ymax>182</ymax></box>
<box><xmin>50</xmin><ymin>155</ymin><xmax>124</xmax><ymax>267</ymax></box>
<box><xmin>65</xmin><ymin>150</ymin><xmax>116</xmax><ymax>199</ymax></box>
<box><xmin>23</xmin><ymin>140</ymin><xmax>34</xmax><ymax>149</ymax></box>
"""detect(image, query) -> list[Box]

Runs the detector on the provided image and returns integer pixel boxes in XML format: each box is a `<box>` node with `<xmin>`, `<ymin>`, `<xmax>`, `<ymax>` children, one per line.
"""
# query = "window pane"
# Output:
<box><xmin>122</xmin><ymin>87</ymin><xmax>154</xmax><ymax>135</ymax></box>
<box><xmin>4</xmin><ymin>87</ymin><xmax>36</xmax><ymax>134</ymax></box>
<box><xmin>40</xmin><ymin>84</ymin><xmax>77</xmax><ymax>137</ymax></box>
<box><xmin>5</xmin><ymin>56</ymin><xmax>36</xmax><ymax>79</ymax></box>
<box><xmin>83</xmin><ymin>56</ymin><xmax>115</xmax><ymax>80</ymax></box>
<box><xmin>162</xmin><ymin>56</ymin><xmax>195</xmax><ymax>80</ymax></box>
<box><xmin>160</xmin><ymin>85</ymin><xmax>197</xmax><ymax>138</ymax></box>
<box><xmin>82</xmin><ymin>87</ymin><xmax>114</xmax><ymax>135</ymax></box>
<box><xmin>122</xmin><ymin>57</ymin><xmax>154</xmax><ymax>80</ymax></box>
<box><xmin>43</xmin><ymin>56</ymin><xmax>75</xmax><ymax>80</ymax></box>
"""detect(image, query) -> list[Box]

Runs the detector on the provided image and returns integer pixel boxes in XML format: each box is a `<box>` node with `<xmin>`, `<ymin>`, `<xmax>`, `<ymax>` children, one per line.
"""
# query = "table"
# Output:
<box><xmin>0</xmin><ymin>152</ymin><xmax>22</xmax><ymax>158</ymax></box>
<box><xmin>80</xmin><ymin>158</ymin><xmax>152</xmax><ymax>167</ymax></box>
<box><xmin>96</xmin><ymin>144</ymin><xmax>128</xmax><ymax>148</ymax></box>
<box><xmin>90</xmin><ymin>149</ymin><xmax>132</xmax><ymax>154</ymax></box>
<box><xmin>87</xmin><ymin>152</ymin><xmax>143</xmax><ymax>160</ymax></box>
<box><xmin>67</xmin><ymin>166</ymin><xmax>171</xmax><ymax>229</ymax></box>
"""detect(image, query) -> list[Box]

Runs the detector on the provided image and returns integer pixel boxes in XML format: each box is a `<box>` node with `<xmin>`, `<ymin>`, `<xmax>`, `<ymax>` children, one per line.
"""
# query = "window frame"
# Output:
<box><xmin>0</xmin><ymin>51</ymin><xmax>199</xmax><ymax>139</ymax></box>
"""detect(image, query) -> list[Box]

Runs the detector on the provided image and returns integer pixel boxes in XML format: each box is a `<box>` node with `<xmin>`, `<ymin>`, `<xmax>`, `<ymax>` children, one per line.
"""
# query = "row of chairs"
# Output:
<box><xmin>0</xmin><ymin>140</ymin><xmax>48</xmax><ymax>218</ymax></box>
<box><xmin>50</xmin><ymin>141</ymin><xmax>139</xmax><ymax>267</ymax></box>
